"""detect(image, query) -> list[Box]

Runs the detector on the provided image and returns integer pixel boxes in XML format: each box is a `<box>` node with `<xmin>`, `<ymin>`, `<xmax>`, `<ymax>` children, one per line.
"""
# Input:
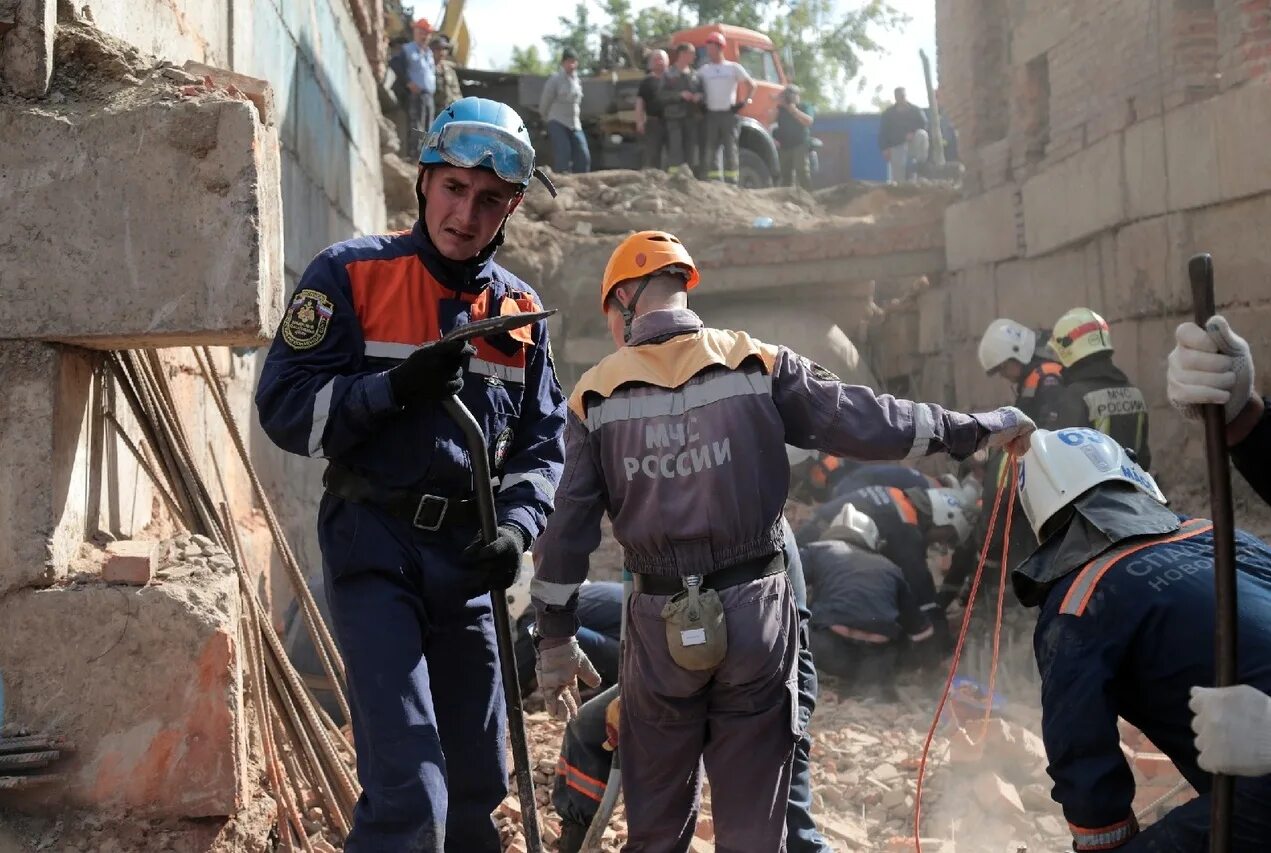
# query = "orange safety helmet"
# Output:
<box><xmin>413</xmin><ymin>18</ymin><xmax>433</xmax><ymax>32</ymax></box>
<box><xmin>705</xmin><ymin>32</ymin><xmax>726</xmax><ymax>47</ymax></box>
<box><xmin>599</xmin><ymin>231</ymin><xmax>700</xmax><ymax>314</ymax></box>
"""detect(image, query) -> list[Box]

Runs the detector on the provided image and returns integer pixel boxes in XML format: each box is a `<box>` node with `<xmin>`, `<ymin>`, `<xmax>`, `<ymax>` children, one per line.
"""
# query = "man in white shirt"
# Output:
<box><xmin>697</xmin><ymin>32</ymin><xmax>754</xmax><ymax>185</ymax></box>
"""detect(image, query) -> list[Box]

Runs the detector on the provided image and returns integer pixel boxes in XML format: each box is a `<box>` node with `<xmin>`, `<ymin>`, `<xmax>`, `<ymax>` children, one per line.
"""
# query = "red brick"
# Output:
<box><xmin>103</xmin><ymin>539</ymin><xmax>159</xmax><ymax>585</ymax></box>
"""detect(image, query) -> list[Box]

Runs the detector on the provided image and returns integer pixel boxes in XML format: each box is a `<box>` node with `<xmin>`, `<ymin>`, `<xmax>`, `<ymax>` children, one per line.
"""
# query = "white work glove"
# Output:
<box><xmin>1167</xmin><ymin>316</ymin><xmax>1254</xmax><ymax>425</ymax></box>
<box><xmin>535</xmin><ymin>637</ymin><xmax>602</xmax><ymax>723</ymax></box>
<box><xmin>982</xmin><ymin>406</ymin><xmax>1037</xmax><ymax>457</ymax></box>
<box><xmin>1189</xmin><ymin>684</ymin><xmax>1271</xmax><ymax>776</ymax></box>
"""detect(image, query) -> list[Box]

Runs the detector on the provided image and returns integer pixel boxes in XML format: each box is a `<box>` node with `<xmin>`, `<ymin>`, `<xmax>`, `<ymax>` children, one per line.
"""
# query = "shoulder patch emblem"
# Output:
<box><xmin>282</xmin><ymin>289</ymin><xmax>334</xmax><ymax>350</ymax></box>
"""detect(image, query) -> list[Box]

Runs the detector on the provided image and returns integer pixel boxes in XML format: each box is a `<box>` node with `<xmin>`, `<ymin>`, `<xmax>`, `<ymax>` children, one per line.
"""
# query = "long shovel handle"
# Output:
<box><xmin>1188</xmin><ymin>253</ymin><xmax>1236</xmax><ymax>853</ymax></box>
<box><xmin>442</xmin><ymin>396</ymin><xmax>542</xmax><ymax>853</ymax></box>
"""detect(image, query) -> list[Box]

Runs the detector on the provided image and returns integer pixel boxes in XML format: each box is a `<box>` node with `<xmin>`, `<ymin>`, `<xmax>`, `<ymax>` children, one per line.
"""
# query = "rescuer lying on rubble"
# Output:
<box><xmin>549</xmin><ymin>519</ymin><xmax>834</xmax><ymax>853</ymax></box>
<box><xmin>1013</xmin><ymin>427</ymin><xmax>1271</xmax><ymax>850</ymax></box>
<box><xmin>1167</xmin><ymin>313</ymin><xmax>1271</xmax><ymax>778</ymax></box>
<box><xmin>801</xmin><ymin>502</ymin><xmax>932</xmax><ymax>701</ymax></box>
<box><xmin>528</xmin><ymin>229</ymin><xmax>1035</xmax><ymax>850</ymax></box>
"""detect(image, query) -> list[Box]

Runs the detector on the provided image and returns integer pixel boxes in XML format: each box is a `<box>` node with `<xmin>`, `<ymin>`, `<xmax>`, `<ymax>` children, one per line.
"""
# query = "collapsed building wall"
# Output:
<box><xmin>0</xmin><ymin>1</ymin><xmax>385</xmax><ymax>844</ymax></box>
<box><xmin>894</xmin><ymin>0</ymin><xmax>1271</xmax><ymax>523</ymax></box>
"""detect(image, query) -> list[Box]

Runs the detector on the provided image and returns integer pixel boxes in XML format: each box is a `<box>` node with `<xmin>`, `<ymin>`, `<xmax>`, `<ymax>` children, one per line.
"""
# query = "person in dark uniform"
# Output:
<box><xmin>529</xmin><ymin>228</ymin><xmax>1035</xmax><ymax>849</ymax></box>
<box><xmin>1012</xmin><ymin>428</ymin><xmax>1271</xmax><ymax>851</ymax></box>
<box><xmin>549</xmin><ymin>519</ymin><xmax>834</xmax><ymax>853</ymax></box>
<box><xmin>255</xmin><ymin>97</ymin><xmax>566</xmax><ymax>852</ymax></box>
<box><xmin>1049</xmin><ymin>307</ymin><xmax>1151</xmax><ymax>470</ymax></box>
<box><xmin>802</xmin><ymin>503</ymin><xmax>932</xmax><ymax>701</ymax></box>
<box><xmin>635</xmin><ymin>50</ymin><xmax>668</xmax><ymax>170</ymax></box>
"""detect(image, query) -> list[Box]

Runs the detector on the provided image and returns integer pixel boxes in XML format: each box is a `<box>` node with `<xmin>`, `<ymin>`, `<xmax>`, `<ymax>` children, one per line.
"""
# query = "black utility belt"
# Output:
<box><xmin>323</xmin><ymin>463</ymin><xmax>476</xmax><ymax>532</ymax></box>
<box><xmin>632</xmin><ymin>551</ymin><xmax>786</xmax><ymax>596</ymax></box>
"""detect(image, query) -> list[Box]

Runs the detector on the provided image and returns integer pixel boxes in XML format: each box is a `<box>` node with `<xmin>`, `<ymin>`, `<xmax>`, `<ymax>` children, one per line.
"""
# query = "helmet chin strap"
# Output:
<box><xmin>611</xmin><ymin>276</ymin><xmax>652</xmax><ymax>343</ymax></box>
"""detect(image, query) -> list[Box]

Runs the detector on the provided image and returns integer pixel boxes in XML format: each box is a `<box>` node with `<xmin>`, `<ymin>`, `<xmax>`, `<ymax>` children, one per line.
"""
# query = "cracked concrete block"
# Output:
<box><xmin>0</xmin><ymin>569</ymin><xmax>247</xmax><ymax>817</ymax></box>
<box><xmin>1022</xmin><ymin>132</ymin><xmax>1124</xmax><ymax>256</ymax></box>
<box><xmin>0</xmin><ymin>93</ymin><xmax>283</xmax><ymax>347</ymax></box>
<box><xmin>0</xmin><ymin>342</ymin><xmax>93</xmax><ymax>595</ymax></box>
<box><xmin>0</xmin><ymin>0</ymin><xmax>55</xmax><ymax>96</ymax></box>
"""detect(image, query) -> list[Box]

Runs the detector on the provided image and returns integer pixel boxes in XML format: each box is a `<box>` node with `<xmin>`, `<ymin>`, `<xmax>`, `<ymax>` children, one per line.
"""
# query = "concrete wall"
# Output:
<box><xmin>903</xmin><ymin>0</ymin><xmax>1271</xmax><ymax>523</ymax></box>
<box><xmin>75</xmin><ymin>0</ymin><xmax>391</xmax><ymax>596</ymax></box>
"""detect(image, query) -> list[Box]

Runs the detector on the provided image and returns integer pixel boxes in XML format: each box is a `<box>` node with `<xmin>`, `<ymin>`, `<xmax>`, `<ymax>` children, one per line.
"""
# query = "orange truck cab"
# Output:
<box><xmin>668</xmin><ymin>23</ymin><xmax>790</xmax><ymax>186</ymax></box>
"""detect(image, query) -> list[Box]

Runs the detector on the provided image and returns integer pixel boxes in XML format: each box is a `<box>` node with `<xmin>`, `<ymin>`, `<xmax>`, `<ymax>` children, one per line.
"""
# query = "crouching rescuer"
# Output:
<box><xmin>528</xmin><ymin>230</ymin><xmax>1036</xmax><ymax>851</ymax></box>
<box><xmin>1012</xmin><ymin>428</ymin><xmax>1271</xmax><ymax>850</ymax></box>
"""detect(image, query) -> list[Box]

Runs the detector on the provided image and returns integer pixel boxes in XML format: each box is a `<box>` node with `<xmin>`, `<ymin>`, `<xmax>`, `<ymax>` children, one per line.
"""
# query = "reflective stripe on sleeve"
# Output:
<box><xmin>308</xmin><ymin>378</ymin><xmax>336</xmax><ymax>458</ymax></box>
<box><xmin>501</xmin><ymin>471</ymin><xmax>557</xmax><ymax>501</ymax></box>
<box><xmin>905</xmin><ymin>403</ymin><xmax>936</xmax><ymax>460</ymax></box>
<box><xmin>531</xmin><ymin>577</ymin><xmax>581</xmax><ymax>607</ymax></box>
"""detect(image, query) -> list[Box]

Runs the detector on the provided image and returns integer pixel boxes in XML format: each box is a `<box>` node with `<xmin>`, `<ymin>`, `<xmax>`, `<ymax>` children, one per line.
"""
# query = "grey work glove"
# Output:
<box><xmin>978</xmin><ymin>405</ymin><xmax>1037</xmax><ymax>457</ymax></box>
<box><xmin>1190</xmin><ymin>684</ymin><xmax>1271</xmax><ymax>777</ymax></box>
<box><xmin>1167</xmin><ymin>316</ymin><xmax>1254</xmax><ymax>424</ymax></box>
<box><xmin>535</xmin><ymin>637</ymin><xmax>602</xmax><ymax>722</ymax></box>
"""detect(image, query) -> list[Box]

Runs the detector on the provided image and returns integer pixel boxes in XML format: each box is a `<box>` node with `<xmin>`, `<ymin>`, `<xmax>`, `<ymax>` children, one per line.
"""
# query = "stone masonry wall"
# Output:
<box><xmin>905</xmin><ymin>0</ymin><xmax>1271</xmax><ymax>524</ymax></box>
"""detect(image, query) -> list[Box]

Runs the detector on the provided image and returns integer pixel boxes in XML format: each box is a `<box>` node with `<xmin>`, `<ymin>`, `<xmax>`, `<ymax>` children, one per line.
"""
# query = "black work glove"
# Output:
<box><xmin>462</xmin><ymin>524</ymin><xmax>526</xmax><ymax>592</ymax></box>
<box><xmin>387</xmin><ymin>339</ymin><xmax>475</xmax><ymax>406</ymax></box>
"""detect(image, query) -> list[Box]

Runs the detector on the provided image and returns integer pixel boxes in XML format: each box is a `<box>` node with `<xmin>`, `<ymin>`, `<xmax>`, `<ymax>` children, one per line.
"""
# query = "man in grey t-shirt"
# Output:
<box><xmin>697</xmin><ymin>32</ymin><xmax>754</xmax><ymax>184</ymax></box>
<box><xmin>539</xmin><ymin>48</ymin><xmax>591</xmax><ymax>173</ymax></box>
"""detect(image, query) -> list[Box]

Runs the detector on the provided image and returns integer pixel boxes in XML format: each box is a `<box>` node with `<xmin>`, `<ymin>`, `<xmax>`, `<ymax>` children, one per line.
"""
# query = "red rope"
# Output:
<box><xmin>981</xmin><ymin>470</ymin><xmax>1018</xmax><ymax>736</ymax></box>
<box><xmin>913</xmin><ymin>456</ymin><xmax>1016</xmax><ymax>852</ymax></box>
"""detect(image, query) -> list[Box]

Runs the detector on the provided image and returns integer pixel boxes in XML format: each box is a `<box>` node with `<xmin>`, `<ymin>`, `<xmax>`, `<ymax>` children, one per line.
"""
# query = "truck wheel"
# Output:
<box><xmin>738</xmin><ymin>148</ymin><xmax>773</xmax><ymax>189</ymax></box>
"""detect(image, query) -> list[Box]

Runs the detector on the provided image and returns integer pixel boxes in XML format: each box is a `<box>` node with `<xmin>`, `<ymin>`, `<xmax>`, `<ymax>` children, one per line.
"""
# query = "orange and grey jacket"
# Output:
<box><xmin>255</xmin><ymin>221</ymin><xmax>566</xmax><ymax>541</ymax></box>
<box><xmin>531</xmin><ymin>308</ymin><xmax>1017</xmax><ymax>638</ymax></box>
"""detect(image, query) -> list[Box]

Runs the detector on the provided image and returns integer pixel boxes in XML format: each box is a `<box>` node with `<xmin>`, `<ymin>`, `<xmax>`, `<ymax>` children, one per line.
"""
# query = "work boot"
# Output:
<box><xmin>558</xmin><ymin>820</ymin><xmax>588</xmax><ymax>853</ymax></box>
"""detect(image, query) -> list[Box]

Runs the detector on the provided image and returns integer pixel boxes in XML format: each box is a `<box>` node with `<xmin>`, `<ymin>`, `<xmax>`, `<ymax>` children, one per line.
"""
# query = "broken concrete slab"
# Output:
<box><xmin>972</xmin><ymin>771</ymin><xmax>1026</xmax><ymax>816</ymax></box>
<box><xmin>0</xmin><ymin>89</ymin><xmax>283</xmax><ymax>347</ymax></box>
<box><xmin>0</xmin><ymin>561</ymin><xmax>246</xmax><ymax>817</ymax></box>
<box><xmin>0</xmin><ymin>0</ymin><xmax>55</xmax><ymax>97</ymax></box>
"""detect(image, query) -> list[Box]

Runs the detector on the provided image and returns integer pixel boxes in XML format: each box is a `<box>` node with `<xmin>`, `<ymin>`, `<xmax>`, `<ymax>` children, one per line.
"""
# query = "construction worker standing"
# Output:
<box><xmin>660</xmin><ymin>43</ymin><xmax>704</xmax><ymax>177</ymax></box>
<box><xmin>802</xmin><ymin>503</ymin><xmax>933</xmax><ymax>701</ymax></box>
<box><xmin>1012</xmin><ymin>428</ymin><xmax>1271</xmax><ymax>850</ymax></box>
<box><xmin>698</xmin><ymin>32</ymin><xmax>754</xmax><ymax>184</ymax></box>
<box><xmin>430</xmin><ymin>34</ymin><xmax>463</xmax><ymax>114</ymax></box>
<box><xmin>635</xmin><ymin>50</ymin><xmax>669</xmax><ymax>169</ymax></box>
<box><xmin>529</xmin><ymin>230</ymin><xmax>1034</xmax><ymax>851</ymax></box>
<box><xmin>1048</xmin><ymin>307</ymin><xmax>1152</xmax><ymax>469</ymax></box>
<box><xmin>255</xmin><ymin>98</ymin><xmax>566</xmax><ymax>852</ymax></box>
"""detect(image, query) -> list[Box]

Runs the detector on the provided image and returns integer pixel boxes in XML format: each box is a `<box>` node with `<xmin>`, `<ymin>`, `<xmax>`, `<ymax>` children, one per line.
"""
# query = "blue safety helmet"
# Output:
<box><xmin>420</xmin><ymin>97</ymin><xmax>556</xmax><ymax>195</ymax></box>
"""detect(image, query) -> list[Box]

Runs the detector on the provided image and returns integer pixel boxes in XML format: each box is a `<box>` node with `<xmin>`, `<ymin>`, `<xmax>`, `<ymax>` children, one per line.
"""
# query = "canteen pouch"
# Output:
<box><xmin>661</xmin><ymin>575</ymin><xmax>727</xmax><ymax>671</ymax></box>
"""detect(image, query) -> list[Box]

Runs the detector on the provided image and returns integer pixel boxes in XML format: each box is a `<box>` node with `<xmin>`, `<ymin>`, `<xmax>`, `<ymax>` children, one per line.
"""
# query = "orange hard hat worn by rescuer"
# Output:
<box><xmin>600</xmin><ymin>231</ymin><xmax>700</xmax><ymax>342</ymax></box>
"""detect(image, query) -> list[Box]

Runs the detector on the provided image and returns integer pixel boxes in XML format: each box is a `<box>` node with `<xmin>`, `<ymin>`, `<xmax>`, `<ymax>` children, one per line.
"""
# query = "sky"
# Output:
<box><xmin>407</xmin><ymin>0</ymin><xmax>937</xmax><ymax>111</ymax></box>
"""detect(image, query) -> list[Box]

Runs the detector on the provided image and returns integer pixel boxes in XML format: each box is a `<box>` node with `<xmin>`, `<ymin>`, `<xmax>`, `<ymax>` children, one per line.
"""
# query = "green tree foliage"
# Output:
<box><xmin>508</xmin><ymin>44</ymin><xmax>553</xmax><ymax>76</ymax></box>
<box><xmin>768</xmin><ymin>0</ymin><xmax>907</xmax><ymax>110</ymax></box>
<box><xmin>509</xmin><ymin>0</ymin><xmax>903</xmax><ymax>109</ymax></box>
<box><xmin>543</xmin><ymin>2</ymin><xmax>600</xmax><ymax>73</ymax></box>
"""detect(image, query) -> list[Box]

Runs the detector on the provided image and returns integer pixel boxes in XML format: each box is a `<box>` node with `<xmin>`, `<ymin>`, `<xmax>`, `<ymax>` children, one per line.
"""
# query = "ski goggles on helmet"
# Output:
<box><xmin>423</xmin><ymin>121</ymin><xmax>556</xmax><ymax>195</ymax></box>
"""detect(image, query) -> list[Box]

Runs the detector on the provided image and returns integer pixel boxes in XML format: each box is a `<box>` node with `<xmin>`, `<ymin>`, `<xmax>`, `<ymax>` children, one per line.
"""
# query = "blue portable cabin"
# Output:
<box><xmin>809</xmin><ymin>111</ymin><xmax>889</xmax><ymax>187</ymax></box>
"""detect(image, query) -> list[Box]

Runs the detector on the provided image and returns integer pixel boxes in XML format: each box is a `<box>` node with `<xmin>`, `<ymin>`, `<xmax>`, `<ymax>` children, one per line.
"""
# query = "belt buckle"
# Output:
<box><xmin>413</xmin><ymin>494</ymin><xmax>449</xmax><ymax>531</ymax></box>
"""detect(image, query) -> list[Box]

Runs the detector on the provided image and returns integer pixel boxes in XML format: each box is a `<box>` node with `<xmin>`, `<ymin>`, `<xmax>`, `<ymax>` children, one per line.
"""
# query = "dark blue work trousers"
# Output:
<box><xmin>322</xmin><ymin>497</ymin><xmax>507</xmax><ymax>853</ymax></box>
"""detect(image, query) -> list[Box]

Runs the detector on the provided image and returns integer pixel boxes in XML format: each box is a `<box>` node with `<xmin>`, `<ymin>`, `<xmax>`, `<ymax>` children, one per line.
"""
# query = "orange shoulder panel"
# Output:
<box><xmin>567</xmin><ymin>328</ymin><xmax>779</xmax><ymax>419</ymax></box>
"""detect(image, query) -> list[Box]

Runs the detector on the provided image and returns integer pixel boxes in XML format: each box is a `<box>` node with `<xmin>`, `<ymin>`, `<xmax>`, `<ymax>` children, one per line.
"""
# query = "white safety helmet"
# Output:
<box><xmin>505</xmin><ymin>553</ymin><xmax>536</xmax><ymax>623</ymax></box>
<box><xmin>978</xmin><ymin>319</ymin><xmax>1037</xmax><ymax>374</ymax></box>
<box><xmin>927</xmin><ymin>488</ymin><xmax>973</xmax><ymax>543</ymax></box>
<box><xmin>1016</xmin><ymin>427</ymin><xmax>1166</xmax><ymax>540</ymax></box>
<box><xmin>823</xmin><ymin>503</ymin><xmax>880</xmax><ymax>551</ymax></box>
